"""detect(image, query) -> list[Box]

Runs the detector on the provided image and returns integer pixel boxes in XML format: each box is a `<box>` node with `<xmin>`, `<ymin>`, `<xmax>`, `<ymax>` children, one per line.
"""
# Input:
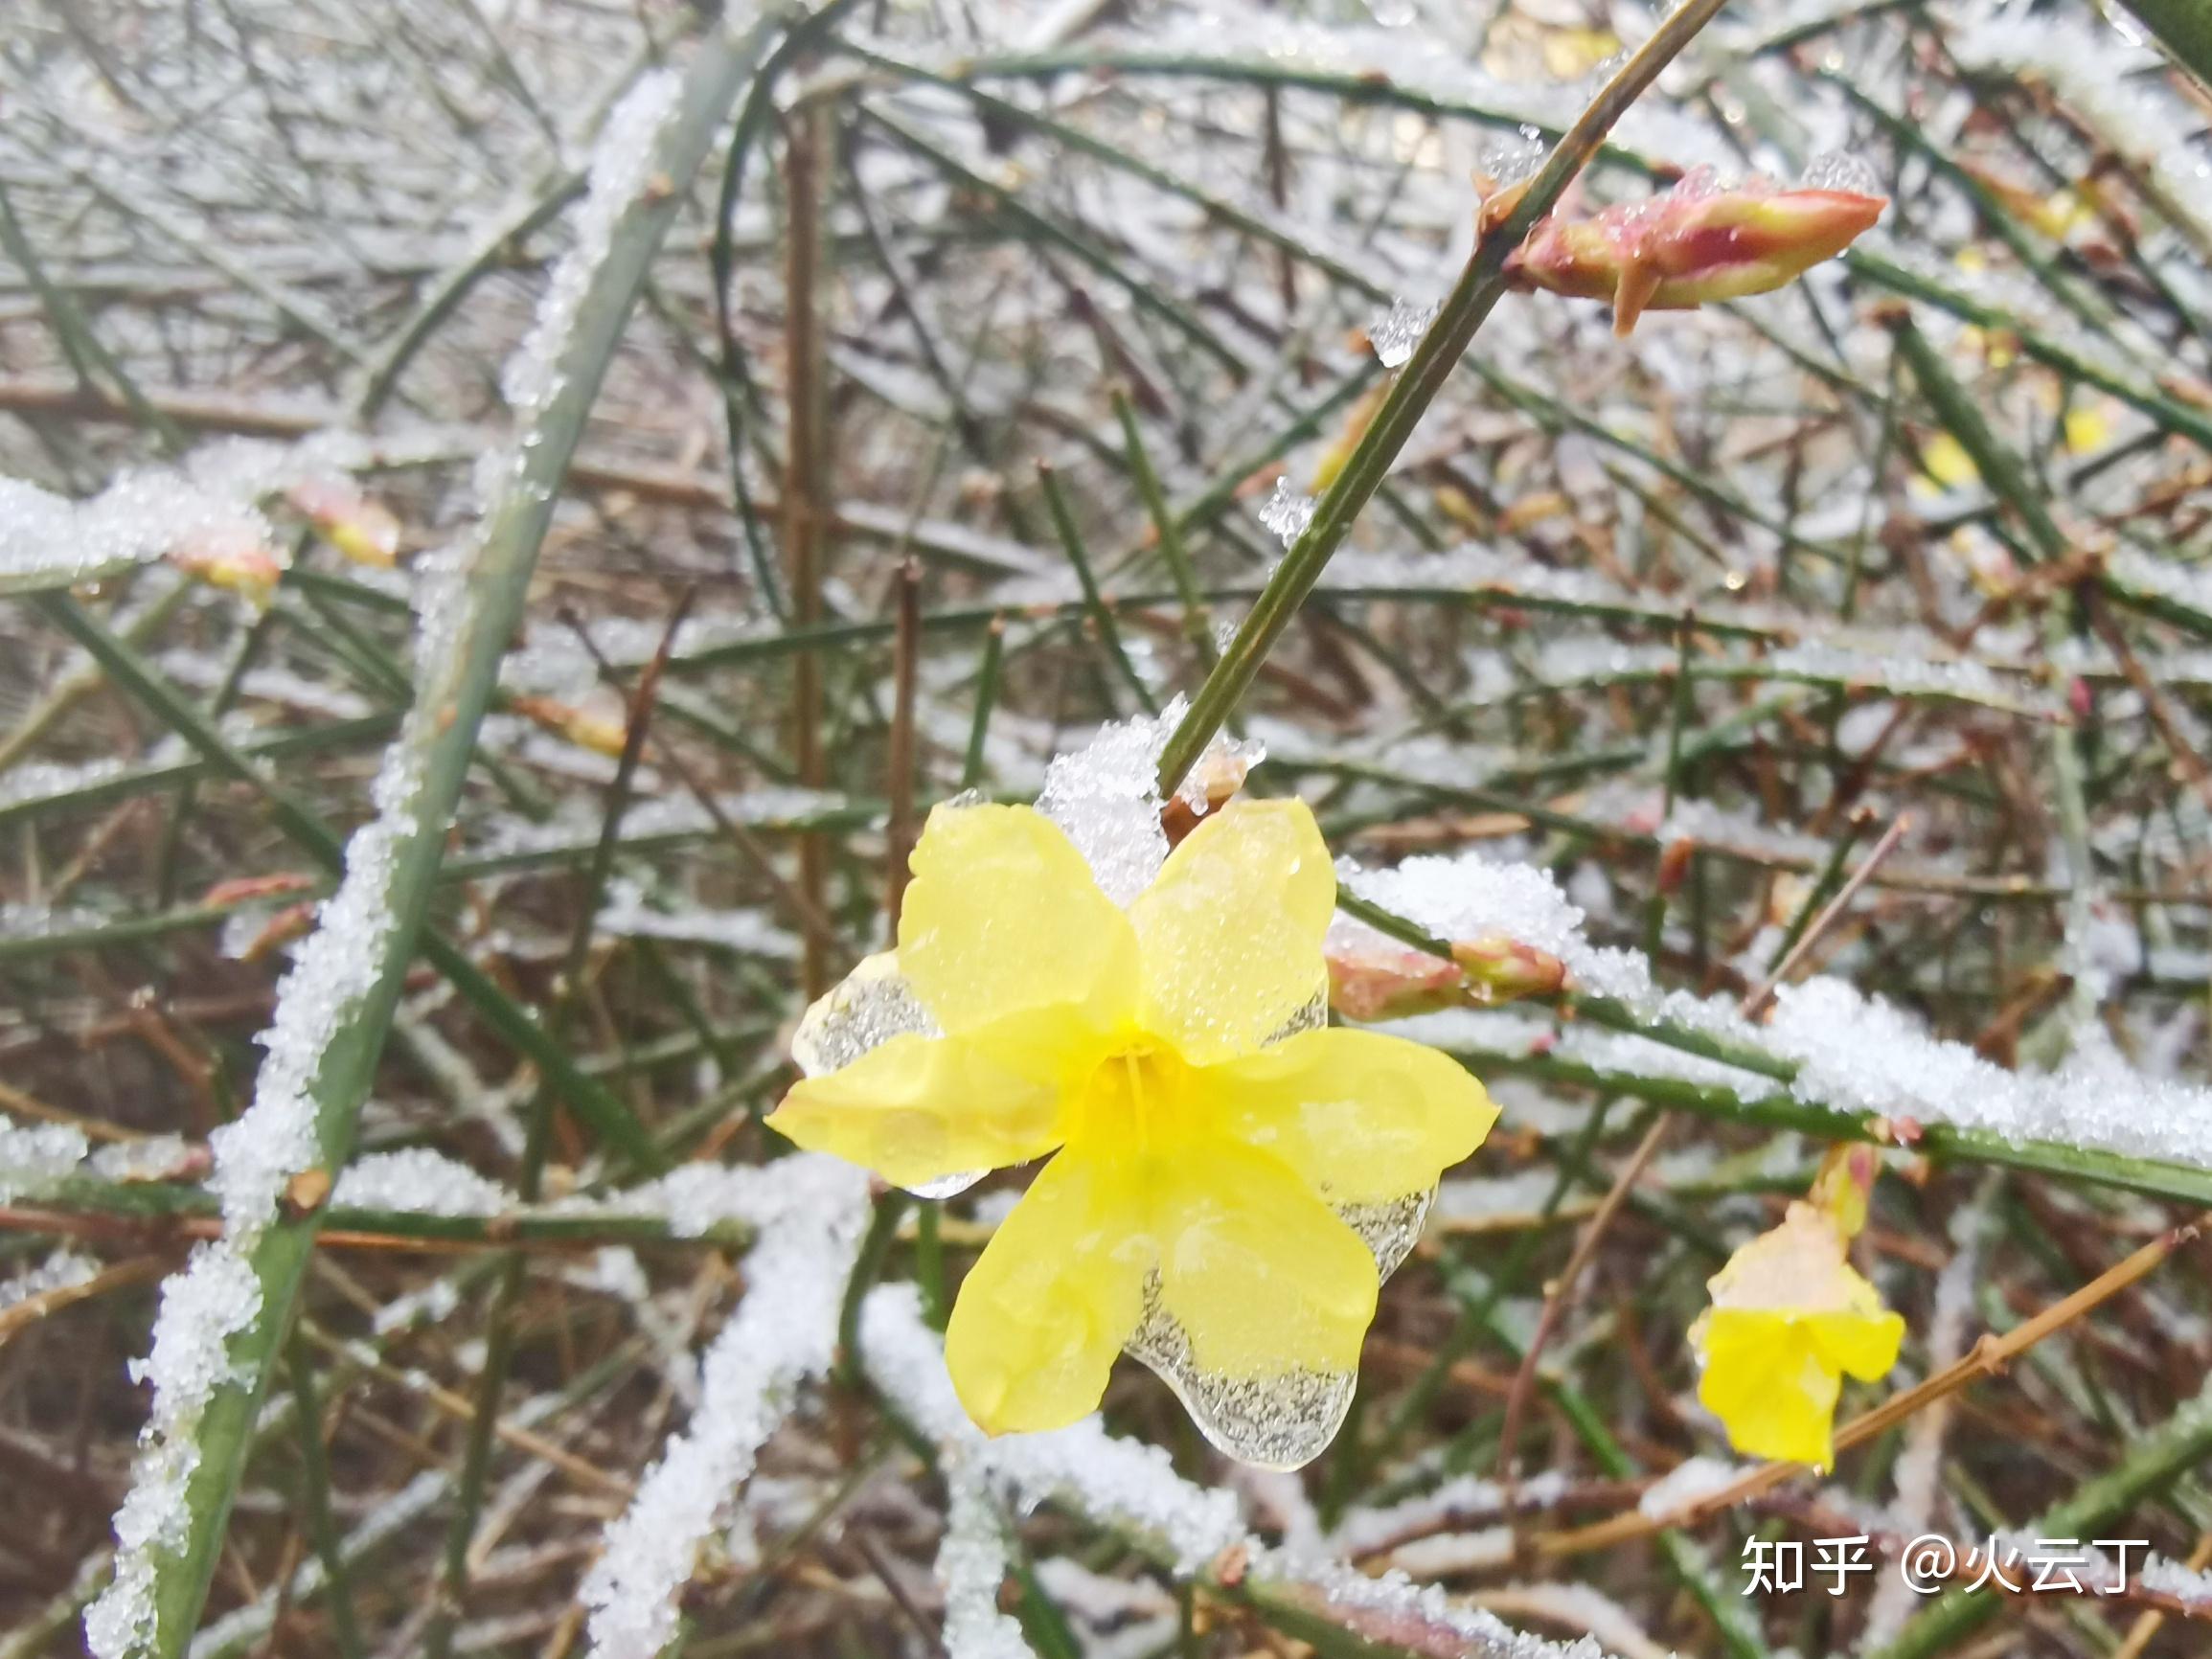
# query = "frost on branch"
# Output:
<box><xmin>580</xmin><ymin>1157</ymin><xmax>871</xmax><ymax>1659</ymax></box>
<box><xmin>0</xmin><ymin>434</ymin><xmax>383</xmax><ymax>599</ymax></box>
<box><xmin>0</xmin><ymin>1120</ymin><xmax>89</xmax><ymax>1201</ymax></box>
<box><xmin>84</xmin><ymin>55</ymin><xmax>699</xmax><ymax>1658</ymax></box>
<box><xmin>860</xmin><ymin>1286</ymin><xmax>1618</xmax><ymax>1659</ymax></box>
<box><xmin>1351</xmin><ymin>847</ymin><xmax>2212</xmax><ymax>1177</ymax></box>
<box><xmin>938</xmin><ymin>1468</ymin><xmax>1033</xmax><ymax>1659</ymax></box>
<box><xmin>331</xmin><ymin>1148</ymin><xmax>514</xmax><ymax>1216</ymax></box>
<box><xmin>0</xmin><ymin>1245</ymin><xmax>99</xmax><ymax>1313</ymax></box>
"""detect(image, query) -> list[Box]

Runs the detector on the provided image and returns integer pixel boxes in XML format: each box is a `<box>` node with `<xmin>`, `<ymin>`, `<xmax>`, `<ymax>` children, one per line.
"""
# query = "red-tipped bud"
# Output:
<box><xmin>202</xmin><ymin>873</ymin><xmax>317</xmax><ymax>906</ymax></box>
<box><xmin>1161</xmin><ymin>744</ymin><xmax>1256</xmax><ymax>847</ymax></box>
<box><xmin>1508</xmin><ymin>169</ymin><xmax>1886</xmax><ymax>335</ymax></box>
<box><xmin>286</xmin><ymin>477</ymin><xmax>400</xmax><ymax>568</ymax></box>
<box><xmin>1448</xmin><ymin>933</ymin><xmax>1568</xmax><ymax>1004</ymax></box>
<box><xmin>170</xmin><ymin>531</ymin><xmax>285</xmax><ymax>606</ymax></box>
<box><xmin>1326</xmin><ymin>940</ymin><xmax>1467</xmax><ymax>1022</ymax></box>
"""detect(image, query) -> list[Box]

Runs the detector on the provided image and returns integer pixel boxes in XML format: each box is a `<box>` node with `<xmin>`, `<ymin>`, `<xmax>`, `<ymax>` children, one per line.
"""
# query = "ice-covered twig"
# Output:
<box><xmin>1152</xmin><ymin>0</ymin><xmax>1735</xmax><ymax>793</ymax></box>
<box><xmin>81</xmin><ymin>28</ymin><xmax>779</xmax><ymax>1658</ymax></box>
<box><xmin>580</xmin><ymin>1157</ymin><xmax>870</xmax><ymax>1659</ymax></box>
<box><xmin>860</xmin><ymin>1285</ymin><xmax>1621</xmax><ymax>1659</ymax></box>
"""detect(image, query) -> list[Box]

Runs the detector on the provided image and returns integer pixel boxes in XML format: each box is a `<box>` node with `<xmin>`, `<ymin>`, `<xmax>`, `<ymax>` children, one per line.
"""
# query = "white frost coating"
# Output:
<box><xmin>597</xmin><ymin>877</ymin><xmax>800</xmax><ymax>960</ymax></box>
<box><xmin>86</xmin><ymin>1244</ymin><xmax>265</xmax><ymax>1659</ymax></box>
<box><xmin>89</xmin><ymin>64</ymin><xmax>696</xmax><ymax>1659</ymax></box>
<box><xmin>1636</xmin><ymin>1456</ymin><xmax>1752</xmax><ymax>1519</ymax></box>
<box><xmin>1037</xmin><ymin>700</ymin><xmax>1181</xmax><ymax>905</ymax></box>
<box><xmin>0</xmin><ymin>1121</ymin><xmax>89</xmax><ymax>1200</ymax></box>
<box><xmin>1767</xmin><ymin>977</ymin><xmax>2212</xmax><ymax>1170</ymax></box>
<box><xmin>859</xmin><ymin>1287</ymin><xmax>1616</xmax><ymax>1659</ymax></box>
<box><xmin>2136</xmin><ymin>1552</ymin><xmax>2212</xmax><ymax>1607</ymax></box>
<box><xmin>1357</xmin><ymin>853</ymin><xmax>2212</xmax><ymax>1177</ymax></box>
<box><xmin>1368</xmin><ymin>297</ymin><xmax>1439</xmax><ymax>368</ymax></box>
<box><xmin>1036</xmin><ymin>697</ymin><xmax>1268</xmax><ymax>906</ymax></box>
<box><xmin>939</xmin><ymin>1468</ymin><xmax>1034</xmax><ymax>1659</ymax></box>
<box><xmin>88</xmin><ymin>1134</ymin><xmax>194</xmax><ymax>1183</ymax></box>
<box><xmin>1761</xmin><ymin>642</ymin><xmax>2057</xmax><ymax>716</ymax></box>
<box><xmin>331</xmin><ymin>1148</ymin><xmax>514</xmax><ymax>1216</ymax></box>
<box><xmin>1333</xmin><ymin>849</ymin><xmax>1655</xmax><ymax>1005</ymax></box>
<box><xmin>585</xmin><ymin>1160</ymin><xmax>823</xmax><ymax>1238</ymax></box>
<box><xmin>580</xmin><ymin>1156</ymin><xmax>871</xmax><ymax>1659</ymax></box>
<box><xmin>2107</xmin><ymin>545</ymin><xmax>2212</xmax><ymax>619</ymax></box>
<box><xmin>503</xmin><ymin>70</ymin><xmax>680</xmax><ymax>418</ymax></box>
<box><xmin>0</xmin><ymin>1246</ymin><xmax>99</xmax><ymax>1313</ymax></box>
<box><xmin>1326</xmin><ymin>1470</ymin><xmax>1566</xmax><ymax>1558</ymax></box>
<box><xmin>0</xmin><ymin>434</ymin><xmax>372</xmax><ymax>592</ymax></box>
<box><xmin>1258</xmin><ymin>476</ymin><xmax>1318</xmax><ymax>545</ymax></box>
<box><xmin>1950</xmin><ymin>15</ymin><xmax>2212</xmax><ymax>251</ymax></box>
<box><xmin>862</xmin><ymin>1284</ymin><xmax>1243</xmax><ymax>1568</ymax></box>
<box><xmin>1336</xmin><ymin>851</ymin><xmax>1586</xmax><ymax>964</ymax></box>
<box><xmin>0</xmin><ymin>470</ymin><xmax>268</xmax><ymax>591</ymax></box>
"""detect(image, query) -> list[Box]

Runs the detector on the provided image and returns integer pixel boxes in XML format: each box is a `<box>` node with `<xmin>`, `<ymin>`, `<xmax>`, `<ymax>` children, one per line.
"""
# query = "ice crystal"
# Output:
<box><xmin>1367</xmin><ymin>297</ymin><xmax>1440</xmax><ymax>368</ymax></box>
<box><xmin>1258</xmin><ymin>476</ymin><xmax>1318</xmax><ymax>544</ymax></box>
<box><xmin>939</xmin><ymin>1468</ymin><xmax>1034</xmax><ymax>1659</ymax></box>
<box><xmin>0</xmin><ymin>1246</ymin><xmax>99</xmax><ymax>1313</ymax></box>
<box><xmin>331</xmin><ymin>1148</ymin><xmax>513</xmax><ymax>1216</ymax></box>
<box><xmin>580</xmin><ymin>1157</ymin><xmax>871</xmax><ymax>1659</ymax></box>
<box><xmin>0</xmin><ymin>1121</ymin><xmax>89</xmax><ymax>1201</ymax></box>
<box><xmin>1036</xmin><ymin>700</ymin><xmax>1186</xmax><ymax>905</ymax></box>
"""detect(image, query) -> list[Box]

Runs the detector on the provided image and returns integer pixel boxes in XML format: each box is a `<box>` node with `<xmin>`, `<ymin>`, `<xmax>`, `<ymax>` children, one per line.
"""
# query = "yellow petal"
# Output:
<box><xmin>1807</xmin><ymin>1307</ymin><xmax>1905</xmax><ymax>1382</ymax></box>
<box><xmin>1152</xmin><ymin>1139</ymin><xmax>1378</xmax><ymax>1376</ymax></box>
<box><xmin>1129</xmin><ymin>799</ymin><xmax>1334</xmax><ymax>1064</ymax></box>
<box><xmin>2064</xmin><ymin>404</ymin><xmax>2109</xmax><ymax>455</ymax></box>
<box><xmin>1921</xmin><ymin>431</ymin><xmax>1977</xmax><ymax>488</ymax></box>
<box><xmin>1698</xmin><ymin>1308</ymin><xmax>1842</xmax><ymax>1466</ymax></box>
<box><xmin>766</xmin><ymin>1031</ymin><xmax>1060</xmax><ymax>1189</ymax></box>
<box><xmin>945</xmin><ymin>1151</ymin><xmax>1149</xmax><ymax>1434</ymax></box>
<box><xmin>899</xmin><ymin>802</ymin><xmax>1136</xmax><ymax>1041</ymax></box>
<box><xmin>1212</xmin><ymin>1027</ymin><xmax>1497</xmax><ymax>1204</ymax></box>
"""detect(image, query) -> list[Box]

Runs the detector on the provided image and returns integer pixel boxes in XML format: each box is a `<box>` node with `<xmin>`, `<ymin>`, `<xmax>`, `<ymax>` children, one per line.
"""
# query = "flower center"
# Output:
<box><xmin>1063</xmin><ymin>1034</ymin><xmax>1193</xmax><ymax>1157</ymax></box>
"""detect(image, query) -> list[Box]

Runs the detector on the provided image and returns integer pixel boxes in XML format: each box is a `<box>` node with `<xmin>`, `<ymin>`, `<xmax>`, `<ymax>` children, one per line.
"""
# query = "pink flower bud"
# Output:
<box><xmin>170</xmin><ymin>531</ymin><xmax>285</xmax><ymax>606</ymax></box>
<box><xmin>286</xmin><ymin>477</ymin><xmax>401</xmax><ymax>568</ymax></box>
<box><xmin>1326</xmin><ymin>940</ymin><xmax>1467</xmax><ymax>1022</ymax></box>
<box><xmin>1507</xmin><ymin>169</ymin><xmax>1886</xmax><ymax>335</ymax></box>
<box><xmin>1448</xmin><ymin>933</ymin><xmax>1568</xmax><ymax>1004</ymax></box>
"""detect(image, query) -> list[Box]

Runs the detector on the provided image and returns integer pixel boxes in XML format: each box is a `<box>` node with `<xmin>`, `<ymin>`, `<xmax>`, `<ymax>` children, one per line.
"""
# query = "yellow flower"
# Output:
<box><xmin>767</xmin><ymin>797</ymin><xmax>1496</xmax><ymax>1466</ymax></box>
<box><xmin>1691</xmin><ymin>1202</ymin><xmax>1904</xmax><ymax>1467</ymax></box>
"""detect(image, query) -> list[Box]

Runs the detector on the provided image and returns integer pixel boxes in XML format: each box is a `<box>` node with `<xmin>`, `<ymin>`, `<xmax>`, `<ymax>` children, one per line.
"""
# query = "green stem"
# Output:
<box><xmin>1867</xmin><ymin>1375</ymin><xmax>2212</xmax><ymax>1659</ymax></box>
<box><xmin>2122</xmin><ymin>0</ymin><xmax>2212</xmax><ymax>91</ymax></box>
<box><xmin>1152</xmin><ymin>0</ymin><xmax>1733</xmax><ymax>794</ymax></box>
<box><xmin>89</xmin><ymin>20</ymin><xmax>775</xmax><ymax>1652</ymax></box>
<box><xmin>284</xmin><ymin>1338</ymin><xmax>366</xmax><ymax>1659</ymax></box>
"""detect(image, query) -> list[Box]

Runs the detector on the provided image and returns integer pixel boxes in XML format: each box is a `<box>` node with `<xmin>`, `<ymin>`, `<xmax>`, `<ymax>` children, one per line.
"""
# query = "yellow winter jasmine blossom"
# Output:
<box><xmin>1691</xmin><ymin>1198</ymin><xmax>1904</xmax><ymax>1468</ymax></box>
<box><xmin>767</xmin><ymin>797</ymin><xmax>1496</xmax><ymax>1464</ymax></box>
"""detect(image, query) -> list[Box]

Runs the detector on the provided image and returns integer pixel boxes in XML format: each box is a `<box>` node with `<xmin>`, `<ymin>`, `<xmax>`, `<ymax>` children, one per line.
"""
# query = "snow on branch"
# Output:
<box><xmin>0</xmin><ymin>434</ymin><xmax>381</xmax><ymax>597</ymax></box>
<box><xmin>84</xmin><ymin>59</ymin><xmax>703</xmax><ymax>1659</ymax></box>
<box><xmin>580</xmin><ymin>1156</ymin><xmax>871</xmax><ymax>1659</ymax></box>
<box><xmin>1950</xmin><ymin>14</ymin><xmax>2212</xmax><ymax>252</ymax></box>
<box><xmin>858</xmin><ymin>1285</ymin><xmax>1618</xmax><ymax>1659</ymax></box>
<box><xmin>939</xmin><ymin>1468</ymin><xmax>1034</xmax><ymax>1659</ymax></box>
<box><xmin>1344</xmin><ymin>847</ymin><xmax>2212</xmax><ymax>1177</ymax></box>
